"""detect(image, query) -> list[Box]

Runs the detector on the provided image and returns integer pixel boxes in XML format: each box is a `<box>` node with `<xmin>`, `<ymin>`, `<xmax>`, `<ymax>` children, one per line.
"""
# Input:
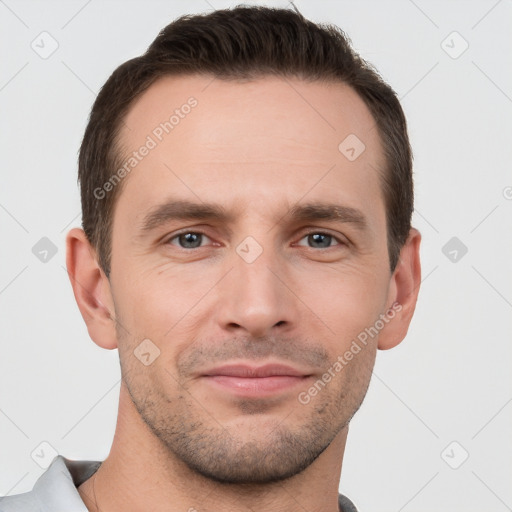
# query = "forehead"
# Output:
<box><xmin>114</xmin><ymin>74</ymin><xmax>386</xmax><ymax>231</ymax></box>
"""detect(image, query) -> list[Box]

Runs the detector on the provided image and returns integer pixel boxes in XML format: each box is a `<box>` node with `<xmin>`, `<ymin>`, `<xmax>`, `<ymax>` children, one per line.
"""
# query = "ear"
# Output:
<box><xmin>65</xmin><ymin>228</ymin><xmax>118</xmax><ymax>350</ymax></box>
<box><xmin>378</xmin><ymin>227</ymin><xmax>422</xmax><ymax>350</ymax></box>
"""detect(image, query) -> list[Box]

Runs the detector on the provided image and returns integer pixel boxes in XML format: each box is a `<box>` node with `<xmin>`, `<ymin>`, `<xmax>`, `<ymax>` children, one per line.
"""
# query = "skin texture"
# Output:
<box><xmin>67</xmin><ymin>75</ymin><xmax>421</xmax><ymax>512</ymax></box>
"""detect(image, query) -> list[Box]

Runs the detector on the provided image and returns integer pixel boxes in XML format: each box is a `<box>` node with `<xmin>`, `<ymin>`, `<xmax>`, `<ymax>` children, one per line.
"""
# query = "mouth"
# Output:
<box><xmin>201</xmin><ymin>363</ymin><xmax>312</xmax><ymax>397</ymax></box>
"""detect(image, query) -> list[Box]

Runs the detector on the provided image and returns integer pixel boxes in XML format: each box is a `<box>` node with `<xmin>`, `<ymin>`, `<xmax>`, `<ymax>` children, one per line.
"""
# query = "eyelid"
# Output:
<box><xmin>165</xmin><ymin>229</ymin><xmax>213</xmax><ymax>247</ymax></box>
<box><xmin>164</xmin><ymin>227</ymin><xmax>349</xmax><ymax>249</ymax></box>
<box><xmin>294</xmin><ymin>229</ymin><xmax>348</xmax><ymax>248</ymax></box>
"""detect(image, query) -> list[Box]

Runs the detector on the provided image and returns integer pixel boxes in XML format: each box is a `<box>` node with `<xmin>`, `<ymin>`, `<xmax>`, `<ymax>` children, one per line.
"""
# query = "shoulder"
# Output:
<box><xmin>0</xmin><ymin>490</ymin><xmax>42</xmax><ymax>511</ymax></box>
<box><xmin>338</xmin><ymin>492</ymin><xmax>359</xmax><ymax>512</ymax></box>
<box><xmin>0</xmin><ymin>455</ymin><xmax>101</xmax><ymax>512</ymax></box>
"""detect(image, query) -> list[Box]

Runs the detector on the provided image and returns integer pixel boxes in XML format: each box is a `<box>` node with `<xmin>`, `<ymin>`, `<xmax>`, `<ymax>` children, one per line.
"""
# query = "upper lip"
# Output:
<box><xmin>202</xmin><ymin>363</ymin><xmax>309</xmax><ymax>378</ymax></box>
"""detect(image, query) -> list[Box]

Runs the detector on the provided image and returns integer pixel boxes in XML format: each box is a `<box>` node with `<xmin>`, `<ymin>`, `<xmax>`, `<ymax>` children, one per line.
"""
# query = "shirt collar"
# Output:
<box><xmin>32</xmin><ymin>455</ymin><xmax>101</xmax><ymax>511</ymax></box>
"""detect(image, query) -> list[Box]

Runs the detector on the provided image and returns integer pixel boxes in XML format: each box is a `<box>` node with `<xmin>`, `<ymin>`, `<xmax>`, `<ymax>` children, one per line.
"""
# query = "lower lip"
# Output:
<box><xmin>203</xmin><ymin>375</ymin><xmax>309</xmax><ymax>396</ymax></box>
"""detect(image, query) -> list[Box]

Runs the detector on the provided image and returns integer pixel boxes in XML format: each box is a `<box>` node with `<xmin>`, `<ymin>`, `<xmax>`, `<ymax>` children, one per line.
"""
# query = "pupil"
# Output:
<box><xmin>181</xmin><ymin>233</ymin><xmax>201</xmax><ymax>248</ymax></box>
<box><xmin>178</xmin><ymin>233</ymin><xmax>331</xmax><ymax>249</ymax></box>
<box><xmin>310</xmin><ymin>233</ymin><xmax>330</xmax><ymax>248</ymax></box>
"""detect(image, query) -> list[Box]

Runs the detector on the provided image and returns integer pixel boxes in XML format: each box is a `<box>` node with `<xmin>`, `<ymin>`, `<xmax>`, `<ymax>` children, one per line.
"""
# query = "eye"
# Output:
<box><xmin>165</xmin><ymin>230</ymin><xmax>345</xmax><ymax>251</ymax></box>
<box><xmin>296</xmin><ymin>232</ymin><xmax>345</xmax><ymax>249</ymax></box>
<box><xmin>167</xmin><ymin>231</ymin><xmax>212</xmax><ymax>249</ymax></box>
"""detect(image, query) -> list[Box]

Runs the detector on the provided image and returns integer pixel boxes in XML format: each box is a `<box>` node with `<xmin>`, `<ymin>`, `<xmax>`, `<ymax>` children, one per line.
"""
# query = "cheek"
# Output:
<box><xmin>115</xmin><ymin>263</ymin><xmax>219</xmax><ymax>341</ymax></box>
<box><xmin>296</xmin><ymin>264</ymin><xmax>389</xmax><ymax>351</ymax></box>
<box><xmin>113</xmin><ymin>246</ymin><xmax>390</xmax><ymax>358</ymax></box>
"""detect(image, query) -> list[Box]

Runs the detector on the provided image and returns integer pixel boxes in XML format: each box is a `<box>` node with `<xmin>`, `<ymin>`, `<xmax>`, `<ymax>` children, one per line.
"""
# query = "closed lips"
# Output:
<box><xmin>202</xmin><ymin>364</ymin><xmax>310</xmax><ymax>378</ymax></box>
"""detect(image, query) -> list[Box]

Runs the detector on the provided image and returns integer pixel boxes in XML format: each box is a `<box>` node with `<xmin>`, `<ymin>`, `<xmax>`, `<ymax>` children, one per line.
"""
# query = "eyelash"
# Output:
<box><xmin>165</xmin><ymin>229</ymin><xmax>347</xmax><ymax>250</ymax></box>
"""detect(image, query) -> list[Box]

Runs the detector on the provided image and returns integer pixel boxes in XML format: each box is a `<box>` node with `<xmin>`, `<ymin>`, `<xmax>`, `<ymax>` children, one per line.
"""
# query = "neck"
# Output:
<box><xmin>78</xmin><ymin>382</ymin><xmax>347</xmax><ymax>512</ymax></box>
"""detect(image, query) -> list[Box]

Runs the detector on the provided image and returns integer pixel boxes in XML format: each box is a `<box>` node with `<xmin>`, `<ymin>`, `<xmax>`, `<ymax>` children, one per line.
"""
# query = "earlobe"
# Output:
<box><xmin>378</xmin><ymin>227</ymin><xmax>422</xmax><ymax>350</ymax></box>
<box><xmin>65</xmin><ymin>228</ymin><xmax>118</xmax><ymax>350</ymax></box>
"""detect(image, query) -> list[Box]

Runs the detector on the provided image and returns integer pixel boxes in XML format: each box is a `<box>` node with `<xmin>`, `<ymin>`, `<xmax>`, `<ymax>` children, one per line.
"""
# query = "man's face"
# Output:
<box><xmin>108</xmin><ymin>75</ymin><xmax>394</xmax><ymax>483</ymax></box>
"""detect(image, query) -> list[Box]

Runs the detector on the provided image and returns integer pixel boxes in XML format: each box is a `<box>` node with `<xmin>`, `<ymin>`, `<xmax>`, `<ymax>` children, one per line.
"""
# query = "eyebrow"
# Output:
<box><xmin>138</xmin><ymin>199</ymin><xmax>368</xmax><ymax>235</ymax></box>
<box><xmin>287</xmin><ymin>202</ymin><xmax>367</xmax><ymax>229</ymax></box>
<box><xmin>139</xmin><ymin>200</ymin><xmax>236</xmax><ymax>234</ymax></box>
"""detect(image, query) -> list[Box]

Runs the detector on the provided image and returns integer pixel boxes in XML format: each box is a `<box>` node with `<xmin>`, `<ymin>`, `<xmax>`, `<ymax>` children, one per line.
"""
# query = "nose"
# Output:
<box><xmin>216</xmin><ymin>245</ymin><xmax>298</xmax><ymax>339</ymax></box>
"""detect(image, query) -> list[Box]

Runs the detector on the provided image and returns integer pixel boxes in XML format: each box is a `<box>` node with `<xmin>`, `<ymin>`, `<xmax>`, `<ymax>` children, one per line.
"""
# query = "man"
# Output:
<box><xmin>1</xmin><ymin>5</ymin><xmax>421</xmax><ymax>511</ymax></box>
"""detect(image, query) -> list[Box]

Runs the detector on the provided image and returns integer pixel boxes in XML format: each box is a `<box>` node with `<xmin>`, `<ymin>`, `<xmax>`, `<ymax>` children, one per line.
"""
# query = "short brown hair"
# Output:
<box><xmin>78</xmin><ymin>5</ymin><xmax>413</xmax><ymax>276</ymax></box>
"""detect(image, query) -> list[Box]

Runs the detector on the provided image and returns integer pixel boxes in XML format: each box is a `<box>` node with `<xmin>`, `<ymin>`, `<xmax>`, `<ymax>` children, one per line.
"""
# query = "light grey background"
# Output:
<box><xmin>1</xmin><ymin>1</ymin><xmax>511</xmax><ymax>510</ymax></box>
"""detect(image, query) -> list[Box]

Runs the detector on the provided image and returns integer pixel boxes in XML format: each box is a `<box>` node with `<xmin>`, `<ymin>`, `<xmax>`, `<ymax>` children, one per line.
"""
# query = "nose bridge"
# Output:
<box><xmin>235</xmin><ymin>238</ymin><xmax>278</xmax><ymax>296</ymax></box>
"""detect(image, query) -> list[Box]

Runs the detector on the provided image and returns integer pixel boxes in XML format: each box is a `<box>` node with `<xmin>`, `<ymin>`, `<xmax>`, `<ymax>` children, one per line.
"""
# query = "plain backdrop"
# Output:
<box><xmin>1</xmin><ymin>1</ymin><xmax>511</xmax><ymax>511</ymax></box>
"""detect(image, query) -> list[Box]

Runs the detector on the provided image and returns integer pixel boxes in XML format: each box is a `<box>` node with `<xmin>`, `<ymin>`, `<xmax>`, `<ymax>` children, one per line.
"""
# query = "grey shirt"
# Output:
<box><xmin>0</xmin><ymin>456</ymin><xmax>358</xmax><ymax>511</ymax></box>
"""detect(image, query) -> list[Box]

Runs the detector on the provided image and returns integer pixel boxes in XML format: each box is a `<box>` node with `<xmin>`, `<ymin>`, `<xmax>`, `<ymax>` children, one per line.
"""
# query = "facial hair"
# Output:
<box><xmin>118</xmin><ymin>326</ymin><xmax>376</xmax><ymax>485</ymax></box>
